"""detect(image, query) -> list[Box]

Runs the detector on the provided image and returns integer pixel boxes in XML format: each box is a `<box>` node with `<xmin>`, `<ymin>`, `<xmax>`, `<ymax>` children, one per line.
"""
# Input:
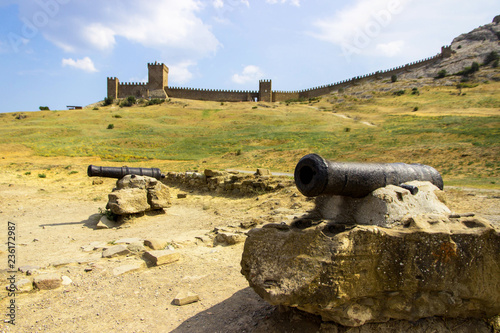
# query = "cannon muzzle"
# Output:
<box><xmin>294</xmin><ymin>154</ymin><xmax>443</xmax><ymax>198</ymax></box>
<box><xmin>87</xmin><ymin>165</ymin><xmax>165</xmax><ymax>180</ymax></box>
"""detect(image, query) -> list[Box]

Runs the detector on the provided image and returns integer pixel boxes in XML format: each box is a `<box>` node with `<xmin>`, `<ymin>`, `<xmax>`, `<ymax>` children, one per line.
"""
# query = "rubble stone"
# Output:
<box><xmin>144</xmin><ymin>249</ymin><xmax>180</xmax><ymax>266</ymax></box>
<box><xmin>33</xmin><ymin>274</ymin><xmax>62</xmax><ymax>290</ymax></box>
<box><xmin>173</xmin><ymin>291</ymin><xmax>200</xmax><ymax>306</ymax></box>
<box><xmin>102</xmin><ymin>245</ymin><xmax>130</xmax><ymax>258</ymax></box>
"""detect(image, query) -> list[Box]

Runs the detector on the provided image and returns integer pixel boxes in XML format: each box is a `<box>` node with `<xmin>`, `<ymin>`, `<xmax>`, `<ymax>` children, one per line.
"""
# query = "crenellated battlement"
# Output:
<box><xmin>107</xmin><ymin>45</ymin><xmax>451</xmax><ymax>103</ymax></box>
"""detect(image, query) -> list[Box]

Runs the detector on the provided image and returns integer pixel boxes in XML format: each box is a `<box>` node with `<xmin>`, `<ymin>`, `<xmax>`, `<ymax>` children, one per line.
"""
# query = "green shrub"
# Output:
<box><xmin>102</xmin><ymin>97</ymin><xmax>114</xmax><ymax>106</ymax></box>
<box><xmin>39</xmin><ymin>106</ymin><xmax>50</xmax><ymax>111</ymax></box>
<box><xmin>93</xmin><ymin>107</ymin><xmax>99</xmax><ymax>110</ymax></box>
<box><xmin>393</xmin><ymin>90</ymin><xmax>405</xmax><ymax>96</ymax></box>
<box><xmin>436</xmin><ymin>69</ymin><xmax>447</xmax><ymax>79</ymax></box>
<box><xmin>484</xmin><ymin>51</ymin><xmax>499</xmax><ymax>65</ymax></box>
<box><xmin>146</xmin><ymin>98</ymin><xmax>165</xmax><ymax>106</ymax></box>
<box><xmin>493</xmin><ymin>59</ymin><xmax>499</xmax><ymax>68</ymax></box>
<box><xmin>120</xmin><ymin>96</ymin><xmax>136</xmax><ymax>107</ymax></box>
<box><xmin>107</xmin><ymin>124</ymin><xmax>114</xmax><ymax>129</ymax></box>
<box><xmin>411</xmin><ymin>87</ymin><xmax>420</xmax><ymax>95</ymax></box>
<box><xmin>413</xmin><ymin>106</ymin><xmax>419</xmax><ymax>112</ymax></box>
<box><xmin>69</xmin><ymin>170</ymin><xmax>78</xmax><ymax>175</ymax></box>
<box><xmin>38</xmin><ymin>173</ymin><xmax>46</xmax><ymax>178</ymax></box>
<box><xmin>112</xmin><ymin>114</ymin><xmax>122</xmax><ymax>118</ymax></box>
<box><xmin>391</xmin><ymin>74</ymin><xmax>397</xmax><ymax>83</ymax></box>
<box><xmin>24</xmin><ymin>171</ymin><xmax>31</xmax><ymax>175</ymax></box>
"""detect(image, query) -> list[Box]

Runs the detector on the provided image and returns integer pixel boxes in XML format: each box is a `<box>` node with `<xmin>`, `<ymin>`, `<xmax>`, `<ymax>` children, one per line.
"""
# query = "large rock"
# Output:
<box><xmin>241</xmin><ymin>215</ymin><xmax>500</xmax><ymax>326</ymax></box>
<box><xmin>316</xmin><ymin>181</ymin><xmax>450</xmax><ymax>227</ymax></box>
<box><xmin>106</xmin><ymin>175</ymin><xmax>171</xmax><ymax>215</ymax></box>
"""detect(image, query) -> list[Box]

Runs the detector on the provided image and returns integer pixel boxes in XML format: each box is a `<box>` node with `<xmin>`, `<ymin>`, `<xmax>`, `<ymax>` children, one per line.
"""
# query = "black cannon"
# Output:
<box><xmin>294</xmin><ymin>154</ymin><xmax>443</xmax><ymax>198</ymax></box>
<box><xmin>87</xmin><ymin>165</ymin><xmax>165</xmax><ymax>180</ymax></box>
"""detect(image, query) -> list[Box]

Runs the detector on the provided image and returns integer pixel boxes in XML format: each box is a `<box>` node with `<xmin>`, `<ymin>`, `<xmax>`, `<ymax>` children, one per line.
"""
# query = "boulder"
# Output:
<box><xmin>315</xmin><ymin>181</ymin><xmax>450</xmax><ymax>228</ymax></box>
<box><xmin>241</xmin><ymin>215</ymin><xmax>500</xmax><ymax>326</ymax></box>
<box><xmin>144</xmin><ymin>238</ymin><xmax>168</xmax><ymax>250</ymax></box>
<box><xmin>107</xmin><ymin>175</ymin><xmax>171</xmax><ymax>215</ymax></box>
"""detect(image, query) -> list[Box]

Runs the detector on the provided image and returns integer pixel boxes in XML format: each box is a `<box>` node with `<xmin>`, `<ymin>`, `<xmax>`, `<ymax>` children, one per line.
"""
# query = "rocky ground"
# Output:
<box><xmin>0</xmin><ymin>154</ymin><xmax>498</xmax><ymax>332</ymax></box>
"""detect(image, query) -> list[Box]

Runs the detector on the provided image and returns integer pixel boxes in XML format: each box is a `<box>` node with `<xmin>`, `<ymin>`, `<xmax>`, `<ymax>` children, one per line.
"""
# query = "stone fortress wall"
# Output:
<box><xmin>107</xmin><ymin>46</ymin><xmax>452</xmax><ymax>103</ymax></box>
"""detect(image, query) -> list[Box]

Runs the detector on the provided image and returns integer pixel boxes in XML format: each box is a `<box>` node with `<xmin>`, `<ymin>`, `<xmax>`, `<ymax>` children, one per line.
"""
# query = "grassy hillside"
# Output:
<box><xmin>1</xmin><ymin>80</ymin><xmax>498</xmax><ymax>188</ymax></box>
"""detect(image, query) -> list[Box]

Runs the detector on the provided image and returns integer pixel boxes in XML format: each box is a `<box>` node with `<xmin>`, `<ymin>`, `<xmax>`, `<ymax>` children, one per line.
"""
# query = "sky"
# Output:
<box><xmin>0</xmin><ymin>0</ymin><xmax>499</xmax><ymax>113</ymax></box>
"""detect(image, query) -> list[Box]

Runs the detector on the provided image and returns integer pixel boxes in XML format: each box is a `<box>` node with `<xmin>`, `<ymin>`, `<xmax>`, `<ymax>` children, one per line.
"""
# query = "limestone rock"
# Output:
<box><xmin>61</xmin><ymin>276</ymin><xmax>72</xmax><ymax>286</ymax></box>
<box><xmin>144</xmin><ymin>249</ymin><xmax>180</xmax><ymax>266</ymax></box>
<box><xmin>256</xmin><ymin>168</ymin><xmax>271</xmax><ymax>176</ymax></box>
<box><xmin>241</xmin><ymin>216</ymin><xmax>500</xmax><ymax>327</ymax></box>
<box><xmin>107</xmin><ymin>188</ymin><xmax>150</xmax><ymax>215</ymax></box>
<box><xmin>18</xmin><ymin>265</ymin><xmax>40</xmax><ymax>275</ymax></box>
<box><xmin>144</xmin><ymin>238</ymin><xmax>168</xmax><ymax>250</ymax></box>
<box><xmin>102</xmin><ymin>245</ymin><xmax>130</xmax><ymax>258</ymax></box>
<box><xmin>96</xmin><ymin>215</ymin><xmax>117</xmax><ymax>229</ymax></box>
<box><xmin>7</xmin><ymin>278</ymin><xmax>33</xmax><ymax>293</ymax></box>
<box><xmin>173</xmin><ymin>291</ymin><xmax>200</xmax><ymax>306</ymax></box>
<box><xmin>316</xmin><ymin>181</ymin><xmax>450</xmax><ymax>228</ymax></box>
<box><xmin>115</xmin><ymin>237</ymin><xmax>143</xmax><ymax>244</ymax></box>
<box><xmin>215</xmin><ymin>232</ymin><xmax>246</xmax><ymax>245</ymax></box>
<box><xmin>33</xmin><ymin>274</ymin><xmax>62</xmax><ymax>290</ymax></box>
<box><xmin>127</xmin><ymin>241</ymin><xmax>146</xmax><ymax>252</ymax></box>
<box><xmin>112</xmin><ymin>262</ymin><xmax>145</xmax><ymax>276</ymax></box>
<box><xmin>107</xmin><ymin>175</ymin><xmax>171</xmax><ymax>215</ymax></box>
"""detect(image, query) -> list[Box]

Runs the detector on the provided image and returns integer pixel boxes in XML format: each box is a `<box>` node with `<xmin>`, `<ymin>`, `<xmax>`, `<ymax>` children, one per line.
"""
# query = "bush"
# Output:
<box><xmin>38</xmin><ymin>173</ymin><xmax>46</xmax><ymax>178</ymax></box>
<box><xmin>393</xmin><ymin>90</ymin><xmax>405</xmax><ymax>96</ymax></box>
<box><xmin>93</xmin><ymin>107</ymin><xmax>99</xmax><ymax>110</ymax></box>
<box><xmin>494</xmin><ymin>59</ymin><xmax>499</xmax><ymax>68</ymax></box>
<box><xmin>102</xmin><ymin>97</ymin><xmax>114</xmax><ymax>106</ymax></box>
<box><xmin>413</xmin><ymin>106</ymin><xmax>419</xmax><ymax>112</ymax></box>
<box><xmin>411</xmin><ymin>87</ymin><xmax>420</xmax><ymax>95</ymax></box>
<box><xmin>107</xmin><ymin>124</ymin><xmax>114</xmax><ymax>129</ymax></box>
<box><xmin>436</xmin><ymin>69</ymin><xmax>447</xmax><ymax>79</ymax></box>
<box><xmin>120</xmin><ymin>96</ymin><xmax>136</xmax><ymax>107</ymax></box>
<box><xmin>391</xmin><ymin>74</ymin><xmax>397</xmax><ymax>83</ymax></box>
<box><xmin>39</xmin><ymin>106</ymin><xmax>50</xmax><ymax>111</ymax></box>
<box><xmin>146</xmin><ymin>98</ymin><xmax>165</xmax><ymax>106</ymax></box>
<box><xmin>459</xmin><ymin>62</ymin><xmax>480</xmax><ymax>76</ymax></box>
<box><xmin>484</xmin><ymin>51</ymin><xmax>499</xmax><ymax>65</ymax></box>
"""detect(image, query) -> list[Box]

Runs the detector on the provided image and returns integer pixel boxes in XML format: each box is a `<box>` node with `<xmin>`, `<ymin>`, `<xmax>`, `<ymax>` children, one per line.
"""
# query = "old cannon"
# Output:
<box><xmin>294</xmin><ymin>154</ymin><xmax>443</xmax><ymax>198</ymax></box>
<box><xmin>87</xmin><ymin>165</ymin><xmax>165</xmax><ymax>180</ymax></box>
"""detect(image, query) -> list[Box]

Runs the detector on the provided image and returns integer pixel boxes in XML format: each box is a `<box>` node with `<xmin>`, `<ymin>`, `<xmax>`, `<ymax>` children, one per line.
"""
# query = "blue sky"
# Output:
<box><xmin>0</xmin><ymin>0</ymin><xmax>499</xmax><ymax>113</ymax></box>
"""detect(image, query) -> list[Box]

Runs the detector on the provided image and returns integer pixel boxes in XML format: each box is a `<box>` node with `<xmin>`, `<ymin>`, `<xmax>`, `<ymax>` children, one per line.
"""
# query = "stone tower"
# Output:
<box><xmin>147</xmin><ymin>62</ymin><xmax>169</xmax><ymax>98</ymax></box>
<box><xmin>107</xmin><ymin>77</ymin><xmax>119</xmax><ymax>99</ymax></box>
<box><xmin>259</xmin><ymin>80</ymin><xmax>272</xmax><ymax>102</ymax></box>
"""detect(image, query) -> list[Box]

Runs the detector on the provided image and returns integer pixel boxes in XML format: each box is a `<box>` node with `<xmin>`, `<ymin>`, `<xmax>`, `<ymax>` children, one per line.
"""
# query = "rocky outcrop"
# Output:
<box><xmin>241</xmin><ymin>183</ymin><xmax>500</xmax><ymax>326</ymax></box>
<box><xmin>106</xmin><ymin>175</ymin><xmax>171</xmax><ymax>215</ymax></box>
<box><xmin>241</xmin><ymin>215</ymin><xmax>500</xmax><ymax>326</ymax></box>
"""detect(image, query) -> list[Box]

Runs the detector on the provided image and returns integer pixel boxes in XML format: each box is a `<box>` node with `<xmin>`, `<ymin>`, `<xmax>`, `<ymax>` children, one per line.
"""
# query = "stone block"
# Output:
<box><xmin>33</xmin><ymin>274</ymin><xmax>62</xmax><ymax>290</ymax></box>
<box><xmin>173</xmin><ymin>291</ymin><xmax>200</xmax><ymax>306</ymax></box>
<box><xmin>144</xmin><ymin>249</ymin><xmax>180</xmax><ymax>266</ymax></box>
<box><xmin>144</xmin><ymin>238</ymin><xmax>168</xmax><ymax>250</ymax></box>
<box><xmin>102</xmin><ymin>245</ymin><xmax>130</xmax><ymax>258</ymax></box>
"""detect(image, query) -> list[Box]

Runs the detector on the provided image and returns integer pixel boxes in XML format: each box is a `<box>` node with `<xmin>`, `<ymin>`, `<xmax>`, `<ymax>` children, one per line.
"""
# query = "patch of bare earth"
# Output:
<box><xmin>0</xmin><ymin>154</ymin><xmax>498</xmax><ymax>332</ymax></box>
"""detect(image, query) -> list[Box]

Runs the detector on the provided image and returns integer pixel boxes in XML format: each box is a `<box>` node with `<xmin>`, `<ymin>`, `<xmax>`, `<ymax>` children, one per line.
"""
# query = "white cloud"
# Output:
<box><xmin>61</xmin><ymin>57</ymin><xmax>98</xmax><ymax>72</ymax></box>
<box><xmin>169</xmin><ymin>61</ymin><xmax>196</xmax><ymax>85</ymax></box>
<box><xmin>213</xmin><ymin>0</ymin><xmax>224</xmax><ymax>9</ymax></box>
<box><xmin>17</xmin><ymin>0</ymin><xmax>220</xmax><ymax>57</ymax></box>
<box><xmin>232</xmin><ymin>65</ymin><xmax>264</xmax><ymax>84</ymax></box>
<box><xmin>376</xmin><ymin>40</ymin><xmax>404</xmax><ymax>56</ymax></box>
<box><xmin>311</xmin><ymin>0</ymin><xmax>410</xmax><ymax>46</ymax></box>
<box><xmin>266</xmin><ymin>0</ymin><xmax>300</xmax><ymax>6</ymax></box>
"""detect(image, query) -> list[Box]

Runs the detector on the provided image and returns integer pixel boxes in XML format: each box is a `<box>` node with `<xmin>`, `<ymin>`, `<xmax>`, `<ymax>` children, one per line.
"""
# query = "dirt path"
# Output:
<box><xmin>0</xmin><ymin>154</ymin><xmax>498</xmax><ymax>332</ymax></box>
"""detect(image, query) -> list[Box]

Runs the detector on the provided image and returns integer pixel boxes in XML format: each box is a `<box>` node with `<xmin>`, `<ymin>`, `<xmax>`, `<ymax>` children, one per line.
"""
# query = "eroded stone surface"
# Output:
<box><xmin>241</xmin><ymin>215</ymin><xmax>500</xmax><ymax>326</ymax></box>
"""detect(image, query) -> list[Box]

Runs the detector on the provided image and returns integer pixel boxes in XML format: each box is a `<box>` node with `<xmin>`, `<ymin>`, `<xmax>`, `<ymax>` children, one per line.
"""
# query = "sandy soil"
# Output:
<box><xmin>0</xmin><ymin>154</ymin><xmax>498</xmax><ymax>332</ymax></box>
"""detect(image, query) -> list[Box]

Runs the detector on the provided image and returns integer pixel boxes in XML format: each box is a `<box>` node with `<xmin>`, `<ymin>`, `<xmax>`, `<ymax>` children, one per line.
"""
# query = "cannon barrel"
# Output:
<box><xmin>87</xmin><ymin>165</ymin><xmax>165</xmax><ymax>180</ymax></box>
<box><xmin>294</xmin><ymin>154</ymin><xmax>443</xmax><ymax>198</ymax></box>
